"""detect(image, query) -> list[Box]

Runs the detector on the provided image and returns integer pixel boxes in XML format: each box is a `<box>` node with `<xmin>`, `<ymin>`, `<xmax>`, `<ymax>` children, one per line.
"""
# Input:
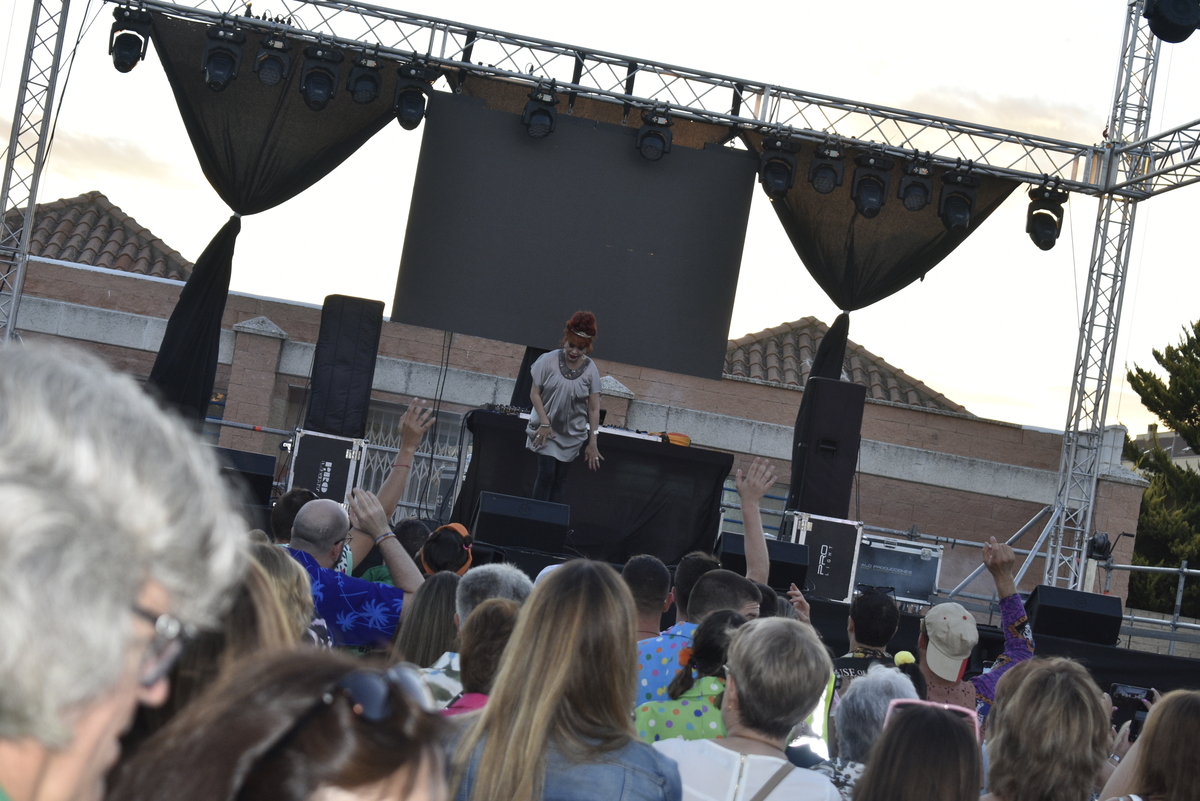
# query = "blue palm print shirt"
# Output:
<box><xmin>288</xmin><ymin>548</ymin><xmax>405</xmax><ymax>647</ymax></box>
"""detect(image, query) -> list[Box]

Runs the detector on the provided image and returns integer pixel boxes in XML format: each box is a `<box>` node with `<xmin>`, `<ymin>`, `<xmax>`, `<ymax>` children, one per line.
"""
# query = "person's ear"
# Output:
<box><xmin>663</xmin><ymin>590</ymin><xmax>675</xmax><ymax>614</ymax></box>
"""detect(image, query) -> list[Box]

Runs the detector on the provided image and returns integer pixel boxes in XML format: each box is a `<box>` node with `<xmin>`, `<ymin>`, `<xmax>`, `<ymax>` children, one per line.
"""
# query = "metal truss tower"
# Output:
<box><xmin>0</xmin><ymin>0</ymin><xmax>72</xmax><ymax>343</ymax></box>
<box><xmin>2</xmin><ymin>0</ymin><xmax>1197</xmax><ymax>582</ymax></box>
<box><xmin>1045</xmin><ymin>1</ymin><xmax>1160</xmax><ymax>589</ymax></box>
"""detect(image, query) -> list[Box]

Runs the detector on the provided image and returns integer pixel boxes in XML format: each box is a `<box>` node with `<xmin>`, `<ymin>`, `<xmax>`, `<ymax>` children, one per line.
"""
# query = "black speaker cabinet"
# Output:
<box><xmin>304</xmin><ymin>295</ymin><xmax>384</xmax><ymax>439</ymax></box>
<box><xmin>786</xmin><ymin>377</ymin><xmax>867</xmax><ymax>519</ymax></box>
<box><xmin>470</xmin><ymin>491</ymin><xmax>570</xmax><ymax>554</ymax></box>
<box><xmin>212</xmin><ymin>446</ymin><xmax>275</xmax><ymax>530</ymax></box>
<box><xmin>1025</xmin><ymin>585</ymin><xmax>1123</xmax><ymax>646</ymax></box>
<box><xmin>717</xmin><ymin>533</ymin><xmax>809</xmax><ymax>592</ymax></box>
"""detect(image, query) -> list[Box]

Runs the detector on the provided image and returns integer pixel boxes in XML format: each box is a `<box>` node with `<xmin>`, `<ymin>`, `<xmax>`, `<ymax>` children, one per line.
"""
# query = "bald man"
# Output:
<box><xmin>287</xmin><ymin>489</ymin><xmax>424</xmax><ymax>647</ymax></box>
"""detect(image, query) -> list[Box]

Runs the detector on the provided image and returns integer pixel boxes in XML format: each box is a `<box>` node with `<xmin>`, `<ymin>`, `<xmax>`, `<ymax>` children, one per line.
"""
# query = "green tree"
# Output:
<box><xmin>1125</xmin><ymin>321</ymin><xmax>1200</xmax><ymax>618</ymax></box>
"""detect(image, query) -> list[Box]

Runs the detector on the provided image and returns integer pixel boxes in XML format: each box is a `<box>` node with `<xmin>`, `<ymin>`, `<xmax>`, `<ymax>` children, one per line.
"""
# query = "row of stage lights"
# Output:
<box><xmin>108</xmin><ymin>7</ymin><xmax>437</xmax><ymax>124</ymax></box>
<box><xmin>108</xmin><ymin>7</ymin><xmax>1068</xmax><ymax>250</ymax></box>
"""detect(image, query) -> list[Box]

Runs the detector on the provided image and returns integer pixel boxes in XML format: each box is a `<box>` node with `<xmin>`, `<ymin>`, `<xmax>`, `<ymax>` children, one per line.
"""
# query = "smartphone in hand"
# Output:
<box><xmin>1111</xmin><ymin>683</ymin><xmax>1152</xmax><ymax>741</ymax></box>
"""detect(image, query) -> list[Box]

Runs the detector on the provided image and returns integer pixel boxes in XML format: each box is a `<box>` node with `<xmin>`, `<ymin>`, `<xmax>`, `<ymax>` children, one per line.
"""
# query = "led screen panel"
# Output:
<box><xmin>393</xmin><ymin>91</ymin><xmax>756</xmax><ymax>380</ymax></box>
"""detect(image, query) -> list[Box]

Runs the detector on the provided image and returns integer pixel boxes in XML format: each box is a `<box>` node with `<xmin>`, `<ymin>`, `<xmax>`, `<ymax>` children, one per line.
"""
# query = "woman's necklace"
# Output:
<box><xmin>557</xmin><ymin>350</ymin><xmax>589</xmax><ymax>380</ymax></box>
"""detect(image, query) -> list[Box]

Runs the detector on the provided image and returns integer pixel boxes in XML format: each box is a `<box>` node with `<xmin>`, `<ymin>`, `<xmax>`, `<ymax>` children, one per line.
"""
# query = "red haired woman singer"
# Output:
<box><xmin>527</xmin><ymin>311</ymin><xmax>603</xmax><ymax>503</ymax></box>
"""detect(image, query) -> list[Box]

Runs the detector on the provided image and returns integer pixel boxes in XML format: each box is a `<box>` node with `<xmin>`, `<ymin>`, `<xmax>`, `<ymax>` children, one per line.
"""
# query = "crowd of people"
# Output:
<box><xmin>2</xmin><ymin>343</ymin><xmax>1199</xmax><ymax>801</ymax></box>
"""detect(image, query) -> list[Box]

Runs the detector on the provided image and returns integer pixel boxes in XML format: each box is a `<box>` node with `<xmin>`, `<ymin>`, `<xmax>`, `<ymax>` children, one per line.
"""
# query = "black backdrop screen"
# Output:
<box><xmin>393</xmin><ymin>92</ymin><xmax>757</xmax><ymax>380</ymax></box>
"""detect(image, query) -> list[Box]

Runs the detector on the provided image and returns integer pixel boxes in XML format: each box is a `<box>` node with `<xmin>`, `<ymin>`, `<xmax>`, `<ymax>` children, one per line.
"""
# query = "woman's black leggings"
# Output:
<box><xmin>532</xmin><ymin>454</ymin><xmax>572</xmax><ymax>504</ymax></box>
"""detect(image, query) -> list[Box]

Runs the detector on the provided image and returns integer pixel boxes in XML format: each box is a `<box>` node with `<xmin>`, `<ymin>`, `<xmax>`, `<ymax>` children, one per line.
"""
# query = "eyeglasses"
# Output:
<box><xmin>320</xmin><ymin>664</ymin><xmax>436</xmax><ymax>735</ymax></box>
<box><xmin>883</xmin><ymin>698</ymin><xmax>981</xmax><ymax>741</ymax></box>
<box><xmin>131</xmin><ymin>605</ymin><xmax>195</xmax><ymax>687</ymax></box>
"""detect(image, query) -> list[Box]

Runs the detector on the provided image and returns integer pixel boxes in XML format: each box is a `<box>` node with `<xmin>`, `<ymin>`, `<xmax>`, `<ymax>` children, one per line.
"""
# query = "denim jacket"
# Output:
<box><xmin>455</xmin><ymin>736</ymin><xmax>682</xmax><ymax>801</ymax></box>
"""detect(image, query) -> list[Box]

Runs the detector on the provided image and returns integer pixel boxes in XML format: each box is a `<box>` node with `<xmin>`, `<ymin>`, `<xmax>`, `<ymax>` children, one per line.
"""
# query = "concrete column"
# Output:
<box><xmin>599</xmin><ymin>375</ymin><xmax>635</xmax><ymax>428</ymax></box>
<box><xmin>219</xmin><ymin>316</ymin><xmax>288</xmax><ymax>454</ymax></box>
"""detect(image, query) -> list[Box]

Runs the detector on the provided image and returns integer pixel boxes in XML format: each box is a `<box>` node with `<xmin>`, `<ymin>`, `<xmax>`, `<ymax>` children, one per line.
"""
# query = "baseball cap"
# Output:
<box><xmin>922</xmin><ymin>602</ymin><xmax>979</xmax><ymax>682</ymax></box>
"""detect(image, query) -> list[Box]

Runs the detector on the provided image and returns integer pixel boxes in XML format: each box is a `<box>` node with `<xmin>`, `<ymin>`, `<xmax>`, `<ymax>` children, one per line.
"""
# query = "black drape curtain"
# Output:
<box><xmin>145</xmin><ymin>14</ymin><xmax>399</xmax><ymax>420</ymax></box>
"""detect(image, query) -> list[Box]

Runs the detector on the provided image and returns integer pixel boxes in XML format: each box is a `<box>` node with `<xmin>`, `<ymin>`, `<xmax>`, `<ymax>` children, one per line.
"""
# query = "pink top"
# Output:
<box><xmin>442</xmin><ymin>692</ymin><xmax>489</xmax><ymax>717</ymax></box>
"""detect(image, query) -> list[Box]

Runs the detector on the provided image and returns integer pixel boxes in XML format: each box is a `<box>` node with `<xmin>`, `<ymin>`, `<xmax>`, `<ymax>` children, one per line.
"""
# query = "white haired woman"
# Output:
<box><xmin>652</xmin><ymin>617</ymin><xmax>840</xmax><ymax>801</ymax></box>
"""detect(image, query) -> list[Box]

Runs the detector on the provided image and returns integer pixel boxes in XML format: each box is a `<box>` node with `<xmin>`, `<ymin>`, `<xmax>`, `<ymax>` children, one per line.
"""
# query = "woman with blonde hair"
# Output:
<box><xmin>1101</xmin><ymin>689</ymin><xmax>1200</xmax><ymax>801</ymax></box>
<box><xmin>250</xmin><ymin>541</ymin><xmax>314</xmax><ymax>643</ymax></box>
<box><xmin>451</xmin><ymin>559</ymin><xmax>680</xmax><ymax>801</ymax></box>
<box><xmin>983</xmin><ymin>657</ymin><xmax>1110</xmax><ymax>801</ymax></box>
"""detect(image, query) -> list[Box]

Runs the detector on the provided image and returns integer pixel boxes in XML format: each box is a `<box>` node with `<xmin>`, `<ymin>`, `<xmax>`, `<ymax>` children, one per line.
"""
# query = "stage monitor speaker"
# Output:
<box><xmin>1025</xmin><ymin>585</ymin><xmax>1123</xmax><ymax>646</ymax></box>
<box><xmin>786</xmin><ymin>377</ymin><xmax>866</xmax><ymax>519</ymax></box>
<box><xmin>212</xmin><ymin>446</ymin><xmax>274</xmax><ymax>530</ymax></box>
<box><xmin>470</xmin><ymin>491</ymin><xmax>570</xmax><ymax>554</ymax></box>
<box><xmin>717</xmin><ymin>533</ymin><xmax>809</xmax><ymax>593</ymax></box>
<box><xmin>304</xmin><ymin>295</ymin><xmax>384</xmax><ymax>439</ymax></box>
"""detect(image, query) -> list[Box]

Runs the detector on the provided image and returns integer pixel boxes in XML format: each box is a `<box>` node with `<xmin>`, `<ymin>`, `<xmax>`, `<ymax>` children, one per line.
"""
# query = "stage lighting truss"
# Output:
<box><xmin>203</xmin><ymin>25</ymin><xmax>245</xmax><ymax>91</ymax></box>
<box><xmin>394</xmin><ymin>61</ymin><xmax>439</xmax><ymax>131</ymax></box>
<box><xmin>808</xmin><ymin>144</ymin><xmax>845</xmax><ymax>195</ymax></box>
<box><xmin>300</xmin><ymin>43</ymin><xmax>344</xmax><ymax>111</ymax></box>
<box><xmin>757</xmin><ymin>135</ymin><xmax>801</xmax><ymax>200</ymax></box>
<box><xmin>522</xmin><ymin>82</ymin><xmax>559</xmax><ymax>138</ymax></box>
<box><xmin>253</xmin><ymin>33</ymin><xmax>289</xmax><ymax>86</ymax></box>
<box><xmin>1026</xmin><ymin>184</ymin><xmax>1069</xmax><ymax>251</ymax></box>
<box><xmin>851</xmin><ymin>152</ymin><xmax>894</xmax><ymax>218</ymax></box>
<box><xmin>636</xmin><ymin>107</ymin><xmax>674</xmax><ymax>161</ymax></box>
<box><xmin>1144</xmin><ymin>0</ymin><xmax>1199</xmax><ymax>43</ymax></box>
<box><xmin>348</xmin><ymin>51</ymin><xmax>382</xmax><ymax>104</ymax></box>
<box><xmin>938</xmin><ymin>169</ymin><xmax>981</xmax><ymax>234</ymax></box>
<box><xmin>109</xmin><ymin>7</ymin><xmax>153</xmax><ymax>74</ymax></box>
<box><xmin>897</xmin><ymin>157</ymin><xmax>933</xmax><ymax>212</ymax></box>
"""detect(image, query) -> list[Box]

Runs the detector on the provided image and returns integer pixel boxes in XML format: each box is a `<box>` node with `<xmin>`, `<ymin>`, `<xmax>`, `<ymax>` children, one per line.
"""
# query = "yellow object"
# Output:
<box><xmin>893</xmin><ymin>650</ymin><xmax>916</xmax><ymax>666</ymax></box>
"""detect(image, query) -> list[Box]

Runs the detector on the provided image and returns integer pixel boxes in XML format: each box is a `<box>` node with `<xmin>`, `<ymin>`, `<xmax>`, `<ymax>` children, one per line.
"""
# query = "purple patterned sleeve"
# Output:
<box><xmin>972</xmin><ymin>593</ymin><xmax>1035</xmax><ymax>723</ymax></box>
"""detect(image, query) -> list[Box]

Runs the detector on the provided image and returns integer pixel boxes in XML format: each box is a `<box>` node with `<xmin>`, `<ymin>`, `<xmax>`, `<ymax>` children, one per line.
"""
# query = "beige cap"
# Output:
<box><xmin>923</xmin><ymin>602</ymin><xmax>979</xmax><ymax>682</ymax></box>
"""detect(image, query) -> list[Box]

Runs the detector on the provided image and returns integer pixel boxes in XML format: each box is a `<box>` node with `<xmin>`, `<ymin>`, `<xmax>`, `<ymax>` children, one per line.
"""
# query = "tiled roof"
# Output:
<box><xmin>7</xmin><ymin>191</ymin><xmax>192</xmax><ymax>281</ymax></box>
<box><xmin>725</xmin><ymin>317</ymin><xmax>969</xmax><ymax>414</ymax></box>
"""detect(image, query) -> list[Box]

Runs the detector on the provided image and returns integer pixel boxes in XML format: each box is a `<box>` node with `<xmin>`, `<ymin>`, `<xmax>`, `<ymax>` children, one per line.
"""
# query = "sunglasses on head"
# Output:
<box><xmin>884</xmin><ymin>697</ymin><xmax>981</xmax><ymax>742</ymax></box>
<box><xmin>854</xmin><ymin>584</ymin><xmax>896</xmax><ymax>600</ymax></box>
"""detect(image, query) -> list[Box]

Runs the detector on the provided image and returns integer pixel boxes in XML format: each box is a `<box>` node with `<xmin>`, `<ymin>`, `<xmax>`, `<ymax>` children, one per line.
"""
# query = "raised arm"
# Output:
<box><xmin>736</xmin><ymin>457</ymin><xmax>777</xmax><ymax>585</ymax></box>
<box><xmin>349</xmin><ymin>488</ymin><xmax>425</xmax><ymax>596</ymax></box>
<box><xmin>376</xmin><ymin>400</ymin><xmax>435</xmax><ymax>519</ymax></box>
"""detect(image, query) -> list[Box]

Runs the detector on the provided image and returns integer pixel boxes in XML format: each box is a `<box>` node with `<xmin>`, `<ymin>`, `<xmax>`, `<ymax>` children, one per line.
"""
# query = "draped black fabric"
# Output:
<box><xmin>147</xmin><ymin>216</ymin><xmax>238</xmax><ymax>420</ymax></box>
<box><xmin>148</xmin><ymin>14</ymin><xmax>397</xmax><ymax>214</ymax></box>
<box><xmin>810</xmin><ymin>312</ymin><xmax>850</xmax><ymax>380</ymax></box>
<box><xmin>145</xmin><ymin>13</ymin><xmax>398</xmax><ymax>418</ymax></box>
<box><xmin>749</xmin><ymin>137</ymin><xmax>1018</xmax><ymax>311</ymax></box>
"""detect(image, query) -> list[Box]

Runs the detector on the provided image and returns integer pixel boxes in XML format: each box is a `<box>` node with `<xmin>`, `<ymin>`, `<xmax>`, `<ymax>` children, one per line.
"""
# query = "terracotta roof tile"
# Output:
<box><xmin>724</xmin><ymin>316</ymin><xmax>969</xmax><ymax>414</ymax></box>
<box><xmin>9</xmin><ymin>191</ymin><xmax>193</xmax><ymax>281</ymax></box>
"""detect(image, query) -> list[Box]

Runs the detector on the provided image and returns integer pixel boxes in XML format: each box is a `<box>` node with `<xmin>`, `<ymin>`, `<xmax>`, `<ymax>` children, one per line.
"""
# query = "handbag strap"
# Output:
<box><xmin>746</xmin><ymin>761</ymin><xmax>794</xmax><ymax>801</ymax></box>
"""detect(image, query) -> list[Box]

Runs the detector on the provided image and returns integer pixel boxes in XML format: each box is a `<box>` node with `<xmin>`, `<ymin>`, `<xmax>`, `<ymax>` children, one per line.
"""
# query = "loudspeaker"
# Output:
<box><xmin>212</xmin><ymin>446</ymin><xmax>275</xmax><ymax>530</ymax></box>
<box><xmin>717</xmin><ymin>533</ymin><xmax>809</xmax><ymax>592</ymax></box>
<box><xmin>1025</xmin><ymin>585</ymin><xmax>1123</xmax><ymax>645</ymax></box>
<box><xmin>786</xmin><ymin>377</ymin><xmax>866</xmax><ymax>519</ymax></box>
<box><xmin>509</xmin><ymin>346</ymin><xmax>550</xmax><ymax>408</ymax></box>
<box><xmin>304</xmin><ymin>295</ymin><xmax>385</xmax><ymax>439</ymax></box>
<box><xmin>470</xmin><ymin>491</ymin><xmax>570</xmax><ymax>554</ymax></box>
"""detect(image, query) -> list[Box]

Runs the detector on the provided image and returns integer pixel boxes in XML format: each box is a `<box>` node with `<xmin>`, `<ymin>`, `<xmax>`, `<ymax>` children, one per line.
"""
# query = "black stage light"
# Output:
<box><xmin>109</xmin><ymin>7</ymin><xmax>153</xmax><ymax>74</ymax></box>
<box><xmin>394</xmin><ymin>61</ymin><xmax>440</xmax><ymax>131</ymax></box>
<box><xmin>522</xmin><ymin>83</ymin><xmax>560</xmax><ymax>138</ymax></box>
<box><xmin>1026</xmin><ymin>185</ymin><xmax>1069</xmax><ymax>251</ymax></box>
<box><xmin>253</xmin><ymin>35</ymin><xmax>289</xmax><ymax>87</ymax></box>
<box><xmin>808</xmin><ymin>144</ymin><xmax>845</xmax><ymax>194</ymax></box>
<box><xmin>757</xmin><ymin>135</ymin><xmax>801</xmax><ymax>200</ymax></box>
<box><xmin>348</xmin><ymin>53</ymin><xmax>382</xmax><ymax>105</ymax></box>
<box><xmin>1144</xmin><ymin>0</ymin><xmax>1200</xmax><ymax>43</ymax></box>
<box><xmin>897</xmin><ymin>157</ymin><xmax>933</xmax><ymax>212</ymax></box>
<box><xmin>938</xmin><ymin>170</ymin><xmax>981</xmax><ymax>233</ymax></box>
<box><xmin>851</xmin><ymin>152</ymin><xmax>895</xmax><ymax>218</ymax></box>
<box><xmin>636</xmin><ymin>108</ymin><xmax>674</xmax><ymax>161</ymax></box>
<box><xmin>203</xmin><ymin>26</ymin><xmax>245</xmax><ymax>92</ymax></box>
<box><xmin>300</xmin><ymin>44</ymin><xmax>344</xmax><ymax>111</ymax></box>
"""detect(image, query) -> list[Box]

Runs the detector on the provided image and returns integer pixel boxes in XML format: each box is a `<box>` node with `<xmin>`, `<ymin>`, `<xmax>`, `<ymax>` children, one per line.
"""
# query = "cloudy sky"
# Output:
<box><xmin>2</xmin><ymin>0</ymin><xmax>1197</xmax><ymax>434</ymax></box>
